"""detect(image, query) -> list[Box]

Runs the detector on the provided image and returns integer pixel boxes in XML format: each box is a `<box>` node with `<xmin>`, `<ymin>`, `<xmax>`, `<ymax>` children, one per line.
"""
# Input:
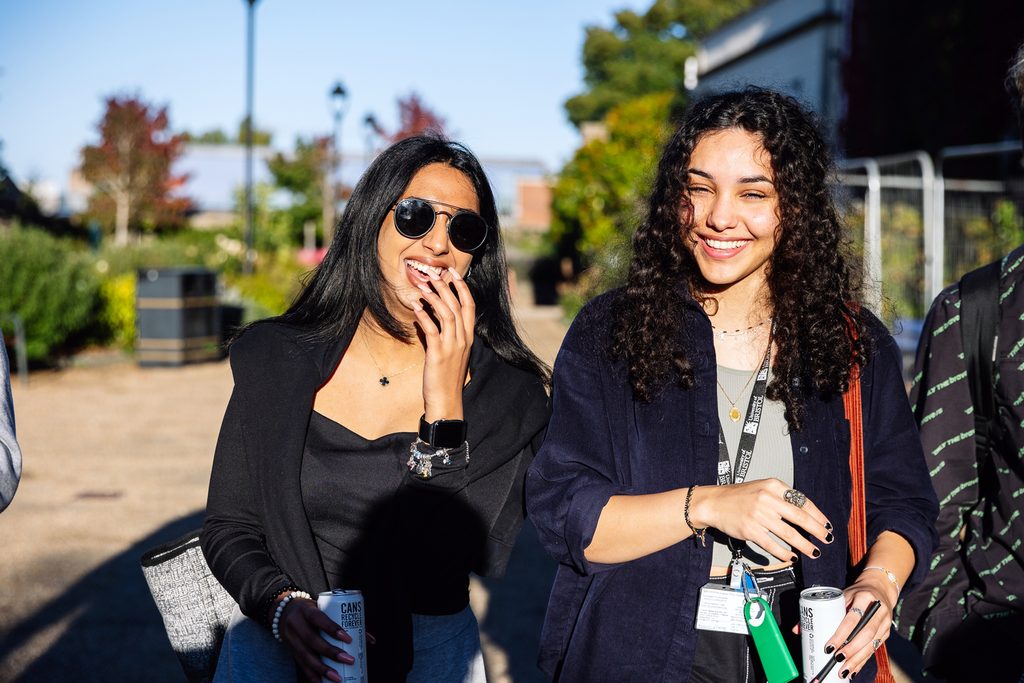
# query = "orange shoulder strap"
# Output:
<box><xmin>843</xmin><ymin>366</ymin><xmax>895</xmax><ymax>683</ymax></box>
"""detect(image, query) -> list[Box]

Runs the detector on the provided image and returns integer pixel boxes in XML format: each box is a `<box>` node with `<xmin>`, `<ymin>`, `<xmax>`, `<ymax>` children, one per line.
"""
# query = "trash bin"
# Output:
<box><xmin>136</xmin><ymin>268</ymin><xmax>222</xmax><ymax>367</ymax></box>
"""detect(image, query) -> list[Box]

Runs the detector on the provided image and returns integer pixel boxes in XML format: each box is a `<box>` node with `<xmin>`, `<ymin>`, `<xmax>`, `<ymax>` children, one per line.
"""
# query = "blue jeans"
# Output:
<box><xmin>213</xmin><ymin>604</ymin><xmax>486</xmax><ymax>682</ymax></box>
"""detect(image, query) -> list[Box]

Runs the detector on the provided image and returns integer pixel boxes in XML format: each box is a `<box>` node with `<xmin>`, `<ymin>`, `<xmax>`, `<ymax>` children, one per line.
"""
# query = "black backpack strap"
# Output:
<box><xmin>958</xmin><ymin>259</ymin><xmax>1002</xmax><ymax>456</ymax></box>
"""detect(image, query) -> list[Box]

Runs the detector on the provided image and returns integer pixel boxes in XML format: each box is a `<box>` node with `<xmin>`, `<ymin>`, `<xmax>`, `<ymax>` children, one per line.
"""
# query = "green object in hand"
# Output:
<box><xmin>744</xmin><ymin>597</ymin><xmax>799</xmax><ymax>683</ymax></box>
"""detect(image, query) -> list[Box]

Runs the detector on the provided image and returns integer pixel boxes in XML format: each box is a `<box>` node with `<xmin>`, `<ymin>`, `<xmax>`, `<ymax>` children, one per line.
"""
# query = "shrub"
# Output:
<box><xmin>98</xmin><ymin>273</ymin><xmax>136</xmax><ymax>350</ymax></box>
<box><xmin>0</xmin><ymin>226</ymin><xmax>100</xmax><ymax>362</ymax></box>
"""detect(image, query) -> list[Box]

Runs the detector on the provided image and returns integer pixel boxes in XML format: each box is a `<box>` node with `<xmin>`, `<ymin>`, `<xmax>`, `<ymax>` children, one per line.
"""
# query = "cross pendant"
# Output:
<box><xmin>379</xmin><ymin>376</ymin><xmax>389</xmax><ymax>386</ymax></box>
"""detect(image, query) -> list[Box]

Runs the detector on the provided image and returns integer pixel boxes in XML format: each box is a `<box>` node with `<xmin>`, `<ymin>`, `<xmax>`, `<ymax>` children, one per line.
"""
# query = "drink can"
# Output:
<box><xmin>317</xmin><ymin>589</ymin><xmax>368</xmax><ymax>683</ymax></box>
<box><xmin>799</xmin><ymin>587</ymin><xmax>845</xmax><ymax>682</ymax></box>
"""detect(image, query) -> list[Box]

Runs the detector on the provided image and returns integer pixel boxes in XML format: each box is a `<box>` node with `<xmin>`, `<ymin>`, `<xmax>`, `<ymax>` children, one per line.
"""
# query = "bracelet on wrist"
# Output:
<box><xmin>263</xmin><ymin>584</ymin><xmax>299</xmax><ymax>625</ymax></box>
<box><xmin>684</xmin><ymin>485</ymin><xmax>708</xmax><ymax>548</ymax></box>
<box><xmin>862</xmin><ymin>565</ymin><xmax>900</xmax><ymax>597</ymax></box>
<box><xmin>407</xmin><ymin>438</ymin><xmax>470</xmax><ymax>479</ymax></box>
<box><xmin>271</xmin><ymin>590</ymin><xmax>312</xmax><ymax>642</ymax></box>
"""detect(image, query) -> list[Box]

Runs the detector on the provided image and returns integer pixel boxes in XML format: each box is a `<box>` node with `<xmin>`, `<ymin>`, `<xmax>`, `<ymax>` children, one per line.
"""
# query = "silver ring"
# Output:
<box><xmin>849</xmin><ymin>607</ymin><xmax>864</xmax><ymax>617</ymax></box>
<box><xmin>872</xmin><ymin>638</ymin><xmax>882</xmax><ymax>651</ymax></box>
<box><xmin>783</xmin><ymin>488</ymin><xmax>808</xmax><ymax>508</ymax></box>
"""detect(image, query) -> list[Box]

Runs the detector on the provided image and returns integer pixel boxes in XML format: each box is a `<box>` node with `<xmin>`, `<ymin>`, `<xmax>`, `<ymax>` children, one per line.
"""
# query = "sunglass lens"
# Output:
<box><xmin>394</xmin><ymin>198</ymin><xmax>434</xmax><ymax>238</ymax></box>
<box><xmin>449</xmin><ymin>213</ymin><xmax>488</xmax><ymax>252</ymax></box>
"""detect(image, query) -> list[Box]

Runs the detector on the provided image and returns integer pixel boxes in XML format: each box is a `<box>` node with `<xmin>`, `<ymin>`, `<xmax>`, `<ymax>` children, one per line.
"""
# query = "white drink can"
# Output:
<box><xmin>317</xmin><ymin>589</ymin><xmax>368</xmax><ymax>683</ymax></box>
<box><xmin>799</xmin><ymin>586</ymin><xmax>845</xmax><ymax>682</ymax></box>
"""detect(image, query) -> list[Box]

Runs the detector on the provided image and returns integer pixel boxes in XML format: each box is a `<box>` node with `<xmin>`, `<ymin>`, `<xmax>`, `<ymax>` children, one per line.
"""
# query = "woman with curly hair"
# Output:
<box><xmin>526</xmin><ymin>89</ymin><xmax>937</xmax><ymax>682</ymax></box>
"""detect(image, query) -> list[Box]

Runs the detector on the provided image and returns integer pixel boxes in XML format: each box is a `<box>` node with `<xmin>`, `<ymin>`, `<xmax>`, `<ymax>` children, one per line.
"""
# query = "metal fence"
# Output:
<box><xmin>838</xmin><ymin>142</ymin><xmax>1023</xmax><ymax>323</ymax></box>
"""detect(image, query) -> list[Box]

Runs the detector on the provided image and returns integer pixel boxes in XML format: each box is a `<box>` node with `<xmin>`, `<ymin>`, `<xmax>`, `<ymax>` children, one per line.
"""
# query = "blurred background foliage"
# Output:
<box><xmin>549</xmin><ymin>0</ymin><xmax>756</xmax><ymax>317</ymax></box>
<box><xmin>5</xmin><ymin>0</ymin><xmax>1022</xmax><ymax>365</ymax></box>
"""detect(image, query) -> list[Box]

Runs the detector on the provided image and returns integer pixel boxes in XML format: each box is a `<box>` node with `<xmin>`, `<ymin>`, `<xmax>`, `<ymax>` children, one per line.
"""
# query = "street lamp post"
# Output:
<box><xmin>323</xmin><ymin>81</ymin><xmax>348</xmax><ymax>247</ymax></box>
<box><xmin>364</xmin><ymin>113</ymin><xmax>380</xmax><ymax>161</ymax></box>
<box><xmin>242</xmin><ymin>0</ymin><xmax>258</xmax><ymax>274</ymax></box>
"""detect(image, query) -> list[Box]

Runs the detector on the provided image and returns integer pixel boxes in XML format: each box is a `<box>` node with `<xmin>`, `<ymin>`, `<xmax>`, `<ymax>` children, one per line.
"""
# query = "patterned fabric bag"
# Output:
<box><xmin>140</xmin><ymin>529</ymin><xmax>237</xmax><ymax>683</ymax></box>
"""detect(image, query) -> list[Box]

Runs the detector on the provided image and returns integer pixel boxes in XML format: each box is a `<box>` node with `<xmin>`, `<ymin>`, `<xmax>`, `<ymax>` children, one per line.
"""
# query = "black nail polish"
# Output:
<box><xmin>835</xmin><ymin>652</ymin><xmax>846</xmax><ymax>663</ymax></box>
<box><xmin>851</xmin><ymin>672</ymin><xmax>857</xmax><ymax>679</ymax></box>
<box><xmin>825</xmin><ymin>521</ymin><xmax>833</xmax><ymax>531</ymax></box>
<box><xmin>840</xmin><ymin>670</ymin><xmax>849</xmax><ymax>679</ymax></box>
<box><xmin>825</xmin><ymin>533</ymin><xmax>834</xmax><ymax>543</ymax></box>
<box><xmin>791</xmin><ymin>555</ymin><xmax>799</xmax><ymax>563</ymax></box>
<box><xmin>812</xmin><ymin>548</ymin><xmax>821</xmax><ymax>558</ymax></box>
<box><xmin>825</xmin><ymin>644</ymin><xmax>835</xmax><ymax>655</ymax></box>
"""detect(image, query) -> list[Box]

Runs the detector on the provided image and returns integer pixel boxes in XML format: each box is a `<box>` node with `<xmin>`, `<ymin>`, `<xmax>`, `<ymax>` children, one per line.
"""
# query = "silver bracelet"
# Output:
<box><xmin>863</xmin><ymin>566</ymin><xmax>901</xmax><ymax>596</ymax></box>
<box><xmin>407</xmin><ymin>438</ymin><xmax>470</xmax><ymax>479</ymax></box>
<box><xmin>271</xmin><ymin>590</ymin><xmax>311</xmax><ymax>642</ymax></box>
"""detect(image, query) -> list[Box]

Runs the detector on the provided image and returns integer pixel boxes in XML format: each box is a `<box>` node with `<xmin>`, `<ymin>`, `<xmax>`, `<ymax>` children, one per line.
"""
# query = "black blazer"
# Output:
<box><xmin>200</xmin><ymin>320</ymin><xmax>548</xmax><ymax>631</ymax></box>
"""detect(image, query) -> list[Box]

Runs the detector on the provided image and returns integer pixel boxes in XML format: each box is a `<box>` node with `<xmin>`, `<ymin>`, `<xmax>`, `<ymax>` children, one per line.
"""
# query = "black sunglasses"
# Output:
<box><xmin>392</xmin><ymin>197</ymin><xmax>489</xmax><ymax>253</ymax></box>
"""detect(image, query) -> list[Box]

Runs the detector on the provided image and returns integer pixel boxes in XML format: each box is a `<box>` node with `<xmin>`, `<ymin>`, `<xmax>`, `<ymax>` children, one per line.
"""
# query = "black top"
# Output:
<box><xmin>302</xmin><ymin>413</ymin><xmax>471</xmax><ymax>615</ymax></box>
<box><xmin>200</xmin><ymin>321</ymin><xmax>550</xmax><ymax>678</ymax></box>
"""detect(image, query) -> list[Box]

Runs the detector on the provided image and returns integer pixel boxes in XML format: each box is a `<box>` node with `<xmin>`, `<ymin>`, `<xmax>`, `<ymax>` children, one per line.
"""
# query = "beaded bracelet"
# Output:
<box><xmin>271</xmin><ymin>590</ymin><xmax>312</xmax><ymax>642</ymax></box>
<box><xmin>684</xmin><ymin>485</ymin><xmax>708</xmax><ymax>548</ymax></box>
<box><xmin>407</xmin><ymin>438</ymin><xmax>470</xmax><ymax>479</ymax></box>
<box><xmin>263</xmin><ymin>584</ymin><xmax>300</xmax><ymax>626</ymax></box>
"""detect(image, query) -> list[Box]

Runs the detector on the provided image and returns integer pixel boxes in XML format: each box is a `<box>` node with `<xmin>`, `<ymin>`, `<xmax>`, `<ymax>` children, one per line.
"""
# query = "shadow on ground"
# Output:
<box><xmin>481</xmin><ymin>519</ymin><xmax>557</xmax><ymax>683</ymax></box>
<box><xmin>0</xmin><ymin>511</ymin><xmax>203</xmax><ymax>683</ymax></box>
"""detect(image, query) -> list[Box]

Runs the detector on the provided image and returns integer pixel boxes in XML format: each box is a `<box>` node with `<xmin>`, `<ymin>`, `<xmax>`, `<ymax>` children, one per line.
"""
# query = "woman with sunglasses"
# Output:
<box><xmin>526</xmin><ymin>89</ymin><xmax>937</xmax><ymax>681</ymax></box>
<box><xmin>202</xmin><ymin>135</ymin><xmax>549</xmax><ymax>682</ymax></box>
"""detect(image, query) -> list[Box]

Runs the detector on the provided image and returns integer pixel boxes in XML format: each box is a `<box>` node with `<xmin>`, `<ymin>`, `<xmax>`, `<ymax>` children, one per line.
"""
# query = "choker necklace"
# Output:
<box><xmin>360</xmin><ymin>329</ymin><xmax>421</xmax><ymax>387</ymax></box>
<box><xmin>711</xmin><ymin>318</ymin><xmax>768</xmax><ymax>339</ymax></box>
<box><xmin>716</xmin><ymin>334</ymin><xmax>772</xmax><ymax>422</ymax></box>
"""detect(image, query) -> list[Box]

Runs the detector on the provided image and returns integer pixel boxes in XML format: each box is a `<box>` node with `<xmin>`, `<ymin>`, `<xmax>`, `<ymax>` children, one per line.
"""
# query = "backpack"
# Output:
<box><xmin>958</xmin><ymin>259</ymin><xmax>1002</xmax><ymax>462</ymax></box>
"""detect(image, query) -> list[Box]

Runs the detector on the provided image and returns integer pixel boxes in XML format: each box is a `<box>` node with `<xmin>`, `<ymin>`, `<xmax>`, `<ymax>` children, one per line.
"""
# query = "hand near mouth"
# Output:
<box><xmin>412</xmin><ymin>267</ymin><xmax>475</xmax><ymax>422</ymax></box>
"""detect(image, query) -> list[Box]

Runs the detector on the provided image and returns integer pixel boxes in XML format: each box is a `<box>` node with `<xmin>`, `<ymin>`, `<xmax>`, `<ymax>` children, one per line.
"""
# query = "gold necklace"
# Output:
<box><xmin>359</xmin><ymin>328</ymin><xmax>422</xmax><ymax>387</ymax></box>
<box><xmin>717</xmin><ymin>369</ymin><xmax>760</xmax><ymax>423</ymax></box>
<box><xmin>716</xmin><ymin>336</ymin><xmax>772</xmax><ymax>423</ymax></box>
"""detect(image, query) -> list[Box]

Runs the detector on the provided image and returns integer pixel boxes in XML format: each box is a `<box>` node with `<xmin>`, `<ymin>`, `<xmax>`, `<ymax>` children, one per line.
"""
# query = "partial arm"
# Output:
<box><xmin>0</xmin><ymin>343</ymin><xmax>22</xmax><ymax>512</ymax></box>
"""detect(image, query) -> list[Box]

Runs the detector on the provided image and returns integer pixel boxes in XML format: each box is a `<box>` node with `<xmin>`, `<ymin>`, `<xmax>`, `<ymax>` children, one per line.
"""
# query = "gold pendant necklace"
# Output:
<box><xmin>717</xmin><ymin>380</ymin><xmax>750</xmax><ymax>423</ymax></box>
<box><xmin>717</xmin><ymin>336</ymin><xmax>772</xmax><ymax>423</ymax></box>
<box><xmin>360</xmin><ymin>328</ymin><xmax>421</xmax><ymax>387</ymax></box>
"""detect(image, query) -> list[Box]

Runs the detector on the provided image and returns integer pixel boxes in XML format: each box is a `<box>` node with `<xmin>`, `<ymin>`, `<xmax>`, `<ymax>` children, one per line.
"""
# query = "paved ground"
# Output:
<box><xmin>0</xmin><ymin>304</ymin><xmax>566</xmax><ymax>683</ymax></box>
<box><xmin>0</xmin><ymin>300</ymin><xmax>925</xmax><ymax>682</ymax></box>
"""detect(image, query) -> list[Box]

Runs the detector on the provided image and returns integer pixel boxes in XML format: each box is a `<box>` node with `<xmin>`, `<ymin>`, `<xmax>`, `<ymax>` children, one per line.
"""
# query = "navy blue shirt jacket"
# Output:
<box><xmin>526</xmin><ymin>292</ymin><xmax>938</xmax><ymax>682</ymax></box>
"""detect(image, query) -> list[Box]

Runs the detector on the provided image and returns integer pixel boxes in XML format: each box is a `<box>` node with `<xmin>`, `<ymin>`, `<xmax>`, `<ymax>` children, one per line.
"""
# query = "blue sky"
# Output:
<box><xmin>0</xmin><ymin>0</ymin><xmax>649</xmax><ymax>192</ymax></box>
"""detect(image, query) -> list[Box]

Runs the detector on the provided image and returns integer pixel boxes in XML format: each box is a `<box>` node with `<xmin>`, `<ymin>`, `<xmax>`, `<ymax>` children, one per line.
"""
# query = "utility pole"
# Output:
<box><xmin>242</xmin><ymin>0</ymin><xmax>258</xmax><ymax>274</ymax></box>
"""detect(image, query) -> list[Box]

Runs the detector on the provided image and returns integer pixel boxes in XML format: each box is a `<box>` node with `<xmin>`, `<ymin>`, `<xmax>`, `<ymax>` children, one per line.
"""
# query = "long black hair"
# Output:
<box><xmin>277</xmin><ymin>135</ymin><xmax>548</xmax><ymax>382</ymax></box>
<box><xmin>610</xmin><ymin>88</ymin><xmax>870</xmax><ymax>430</ymax></box>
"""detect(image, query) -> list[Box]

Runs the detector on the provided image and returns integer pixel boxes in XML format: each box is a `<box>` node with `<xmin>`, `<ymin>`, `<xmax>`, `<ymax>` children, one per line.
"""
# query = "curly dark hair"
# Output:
<box><xmin>610</xmin><ymin>87</ymin><xmax>871</xmax><ymax>431</ymax></box>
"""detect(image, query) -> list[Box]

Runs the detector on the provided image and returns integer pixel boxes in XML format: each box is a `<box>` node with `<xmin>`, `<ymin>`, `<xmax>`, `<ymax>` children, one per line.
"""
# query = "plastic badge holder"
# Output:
<box><xmin>744</xmin><ymin>596</ymin><xmax>799</xmax><ymax>683</ymax></box>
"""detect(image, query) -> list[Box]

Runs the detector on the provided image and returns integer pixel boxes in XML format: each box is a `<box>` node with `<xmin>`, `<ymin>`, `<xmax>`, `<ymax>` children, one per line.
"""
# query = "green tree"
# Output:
<box><xmin>552</xmin><ymin>93</ymin><xmax>674</xmax><ymax>314</ymax></box>
<box><xmin>237</xmin><ymin>116</ymin><xmax>273</xmax><ymax>146</ymax></box>
<box><xmin>565</xmin><ymin>0</ymin><xmax>757</xmax><ymax>127</ymax></box>
<box><xmin>265</xmin><ymin>135</ymin><xmax>330</xmax><ymax>243</ymax></box>
<box><xmin>184</xmin><ymin>128</ymin><xmax>230</xmax><ymax>144</ymax></box>
<box><xmin>184</xmin><ymin>120</ymin><xmax>272</xmax><ymax>146</ymax></box>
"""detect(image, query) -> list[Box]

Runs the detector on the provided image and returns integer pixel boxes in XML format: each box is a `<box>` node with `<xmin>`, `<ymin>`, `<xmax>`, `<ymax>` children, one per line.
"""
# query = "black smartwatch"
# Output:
<box><xmin>418</xmin><ymin>414</ymin><xmax>467</xmax><ymax>449</ymax></box>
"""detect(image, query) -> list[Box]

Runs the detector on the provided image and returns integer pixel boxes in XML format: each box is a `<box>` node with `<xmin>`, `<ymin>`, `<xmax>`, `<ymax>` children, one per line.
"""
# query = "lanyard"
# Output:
<box><xmin>716</xmin><ymin>338</ymin><xmax>772</xmax><ymax>487</ymax></box>
<box><xmin>716</xmin><ymin>332</ymin><xmax>773</xmax><ymax>582</ymax></box>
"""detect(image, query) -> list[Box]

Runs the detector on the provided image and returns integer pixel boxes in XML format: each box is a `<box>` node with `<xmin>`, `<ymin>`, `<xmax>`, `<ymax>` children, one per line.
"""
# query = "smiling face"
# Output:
<box><xmin>684</xmin><ymin>127</ymin><xmax>780</xmax><ymax>299</ymax></box>
<box><xmin>377</xmin><ymin>163</ymin><xmax>479</xmax><ymax>322</ymax></box>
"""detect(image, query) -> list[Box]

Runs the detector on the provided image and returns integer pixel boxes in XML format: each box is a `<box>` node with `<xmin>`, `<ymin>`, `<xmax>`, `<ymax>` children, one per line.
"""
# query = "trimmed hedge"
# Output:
<box><xmin>0</xmin><ymin>226</ymin><xmax>101</xmax><ymax>362</ymax></box>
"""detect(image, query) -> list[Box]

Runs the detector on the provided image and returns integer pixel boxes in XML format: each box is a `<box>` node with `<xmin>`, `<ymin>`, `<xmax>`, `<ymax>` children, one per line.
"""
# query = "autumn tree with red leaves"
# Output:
<box><xmin>391</xmin><ymin>92</ymin><xmax>448</xmax><ymax>141</ymax></box>
<box><xmin>80</xmin><ymin>95</ymin><xmax>191</xmax><ymax>245</ymax></box>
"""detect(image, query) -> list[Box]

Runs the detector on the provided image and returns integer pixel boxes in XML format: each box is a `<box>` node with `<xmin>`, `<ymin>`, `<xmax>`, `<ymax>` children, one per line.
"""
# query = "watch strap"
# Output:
<box><xmin>418</xmin><ymin>414</ymin><xmax>467</xmax><ymax>449</ymax></box>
